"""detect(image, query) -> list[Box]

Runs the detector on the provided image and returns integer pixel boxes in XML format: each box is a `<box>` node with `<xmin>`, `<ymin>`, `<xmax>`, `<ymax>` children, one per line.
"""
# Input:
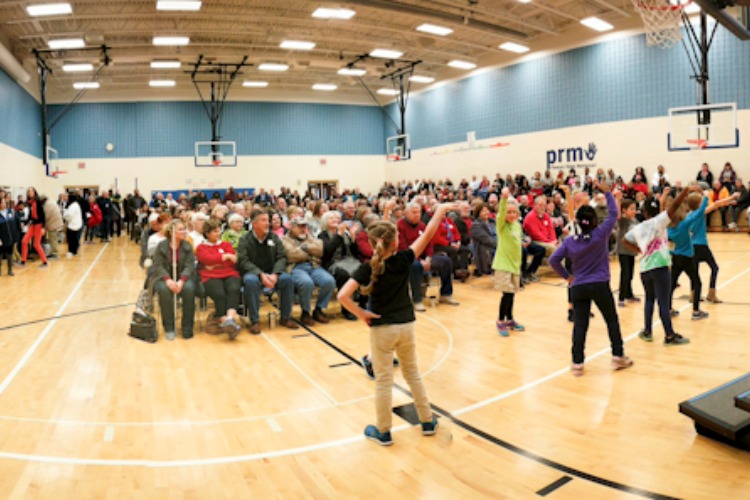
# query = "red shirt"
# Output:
<box><xmin>195</xmin><ymin>241</ymin><xmax>240</xmax><ymax>282</ymax></box>
<box><xmin>397</xmin><ymin>218</ymin><xmax>434</xmax><ymax>258</ymax></box>
<box><xmin>522</xmin><ymin>211</ymin><xmax>556</xmax><ymax>243</ymax></box>
<box><xmin>431</xmin><ymin>217</ymin><xmax>458</xmax><ymax>247</ymax></box>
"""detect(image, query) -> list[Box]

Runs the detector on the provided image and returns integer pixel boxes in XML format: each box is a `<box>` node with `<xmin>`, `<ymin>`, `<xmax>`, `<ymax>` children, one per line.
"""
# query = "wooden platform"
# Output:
<box><xmin>1</xmin><ymin>234</ymin><xmax>749</xmax><ymax>498</ymax></box>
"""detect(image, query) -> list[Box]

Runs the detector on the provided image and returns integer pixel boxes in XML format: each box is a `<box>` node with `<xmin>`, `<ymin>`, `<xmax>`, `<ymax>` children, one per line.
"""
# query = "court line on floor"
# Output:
<box><xmin>453</xmin><ymin>258</ymin><xmax>750</xmax><ymax>417</ymax></box>
<box><xmin>0</xmin><ymin>303</ymin><xmax>135</xmax><ymax>333</ymax></box>
<box><xmin>261</xmin><ymin>332</ymin><xmax>338</xmax><ymax>404</ymax></box>
<box><xmin>0</xmin><ymin>244</ymin><xmax>109</xmax><ymax>397</ymax></box>
<box><xmin>415</xmin><ymin>313</ymin><xmax>454</xmax><ymax>378</ymax></box>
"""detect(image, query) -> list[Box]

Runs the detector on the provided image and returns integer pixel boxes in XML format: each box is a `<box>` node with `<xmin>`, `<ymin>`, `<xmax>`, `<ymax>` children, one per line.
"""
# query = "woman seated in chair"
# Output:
<box><xmin>320</xmin><ymin>210</ymin><xmax>363</xmax><ymax>320</ymax></box>
<box><xmin>196</xmin><ymin>219</ymin><xmax>241</xmax><ymax>339</ymax></box>
<box><xmin>151</xmin><ymin>220</ymin><xmax>197</xmax><ymax>341</ymax></box>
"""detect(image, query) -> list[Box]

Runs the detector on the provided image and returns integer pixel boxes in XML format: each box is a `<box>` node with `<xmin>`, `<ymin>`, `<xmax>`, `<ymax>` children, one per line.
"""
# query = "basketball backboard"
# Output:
<box><xmin>386</xmin><ymin>134</ymin><xmax>411</xmax><ymax>161</ymax></box>
<box><xmin>195</xmin><ymin>141</ymin><xmax>237</xmax><ymax>167</ymax></box>
<box><xmin>668</xmin><ymin>102</ymin><xmax>739</xmax><ymax>151</ymax></box>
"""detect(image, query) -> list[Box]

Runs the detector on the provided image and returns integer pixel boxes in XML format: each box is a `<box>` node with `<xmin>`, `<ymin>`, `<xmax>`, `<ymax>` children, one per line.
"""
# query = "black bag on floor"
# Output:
<box><xmin>128</xmin><ymin>311</ymin><xmax>158</xmax><ymax>343</ymax></box>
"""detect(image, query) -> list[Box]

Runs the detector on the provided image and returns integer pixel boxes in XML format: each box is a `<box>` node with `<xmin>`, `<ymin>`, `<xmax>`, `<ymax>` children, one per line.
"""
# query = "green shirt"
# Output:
<box><xmin>492</xmin><ymin>198</ymin><xmax>522</xmax><ymax>274</ymax></box>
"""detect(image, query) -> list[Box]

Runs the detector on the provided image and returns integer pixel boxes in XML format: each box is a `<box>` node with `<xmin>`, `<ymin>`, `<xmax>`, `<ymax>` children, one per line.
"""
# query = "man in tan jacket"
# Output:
<box><xmin>282</xmin><ymin>217</ymin><xmax>336</xmax><ymax>326</ymax></box>
<box><xmin>43</xmin><ymin>195</ymin><xmax>64</xmax><ymax>259</ymax></box>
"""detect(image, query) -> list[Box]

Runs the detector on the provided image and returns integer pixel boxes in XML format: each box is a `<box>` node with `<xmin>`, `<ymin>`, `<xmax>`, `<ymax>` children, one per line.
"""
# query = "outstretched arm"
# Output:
<box><xmin>705</xmin><ymin>192</ymin><xmax>740</xmax><ymax>215</ymax></box>
<box><xmin>410</xmin><ymin>203</ymin><xmax>460</xmax><ymax>257</ymax></box>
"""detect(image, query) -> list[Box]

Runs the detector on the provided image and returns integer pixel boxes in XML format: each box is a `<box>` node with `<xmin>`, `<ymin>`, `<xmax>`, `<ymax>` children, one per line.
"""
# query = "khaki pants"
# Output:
<box><xmin>370</xmin><ymin>322</ymin><xmax>432</xmax><ymax>432</ymax></box>
<box><xmin>533</xmin><ymin>241</ymin><xmax>557</xmax><ymax>257</ymax></box>
<box><xmin>47</xmin><ymin>229</ymin><xmax>60</xmax><ymax>257</ymax></box>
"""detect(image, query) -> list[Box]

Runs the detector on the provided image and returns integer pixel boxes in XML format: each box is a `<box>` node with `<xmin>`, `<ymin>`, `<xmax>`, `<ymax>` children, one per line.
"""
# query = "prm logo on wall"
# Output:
<box><xmin>546</xmin><ymin>142</ymin><xmax>598</xmax><ymax>170</ymax></box>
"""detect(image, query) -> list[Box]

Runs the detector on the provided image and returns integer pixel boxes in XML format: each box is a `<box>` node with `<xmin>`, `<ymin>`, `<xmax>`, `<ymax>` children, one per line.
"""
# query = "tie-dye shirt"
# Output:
<box><xmin>625</xmin><ymin>211</ymin><xmax>670</xmax><ymax>273</ymax></box>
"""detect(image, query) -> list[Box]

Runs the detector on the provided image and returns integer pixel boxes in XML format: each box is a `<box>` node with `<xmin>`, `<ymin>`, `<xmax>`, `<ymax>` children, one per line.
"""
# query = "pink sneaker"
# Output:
<box><xmin>571</xmin><ymin>363</ymin><xmax>584</xmax><ymax>377</ymax></box>
<box><xmin>611</xmin><ymin>356</ymin><xmax>633</xmax><ymax>370</ymax></box>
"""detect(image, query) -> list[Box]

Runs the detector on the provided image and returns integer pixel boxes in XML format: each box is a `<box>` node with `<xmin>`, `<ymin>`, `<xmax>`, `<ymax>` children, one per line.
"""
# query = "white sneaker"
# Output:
<box><xmin>413</xmin><ymin>301</ymin><xmax>427</xmax><ymax>312</ymax></box>
<box><xmin>165</xmin><ymin>330</ymin><xmax>176</xmax><ymax>341</ymax></box>
<box><xmin>729</xmin><ymin>222</ymin><xmax>737</xmax><ymax>230</ymax></box>
<box><xmin>438</xmin><ymin>296</ymin><xmax>460</xmax><ymax>306</ymax></box>
<box><xmin>66</xmin><ymin>252</ymin><xmax>73</xmax><ymax>258</ymax></box>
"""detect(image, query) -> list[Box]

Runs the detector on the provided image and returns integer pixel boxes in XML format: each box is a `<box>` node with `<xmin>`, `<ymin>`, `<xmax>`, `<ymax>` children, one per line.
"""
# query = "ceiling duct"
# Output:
<box><xmin>0</xmin><ymin>40</ymin><xmax>31</xmax><ymax>83</ymax></box>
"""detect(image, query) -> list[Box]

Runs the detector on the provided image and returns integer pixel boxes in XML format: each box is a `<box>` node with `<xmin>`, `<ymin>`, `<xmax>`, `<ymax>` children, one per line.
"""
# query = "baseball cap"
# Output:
<box><xmin>291</xmin><ymin>216</ymin><xmax>308</xmax><ymax>226</ymax></box>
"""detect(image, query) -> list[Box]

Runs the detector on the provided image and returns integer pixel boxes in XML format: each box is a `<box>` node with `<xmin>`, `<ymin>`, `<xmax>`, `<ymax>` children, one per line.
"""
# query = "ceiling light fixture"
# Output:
<box><xmin>370</xmin><ymin>49</ymin><xmax>403</xmax><ymax>59</ymax></box>
<box><xmin>73</xmin><ymin>82</ymin><xmax>99</xmax><ymax>89</ymax></box>
<box><xmin>27</xmin><ymin>3</ymin><xmax>72</xmax><ymax>16</ymax></box>
<box><xmin>156</xmin><ymin>1</ymin><xmax>202</xmax><ymax>11</ymax></box>
<box><xmin>280</xmin><ymin>40</ymin><xmax>316</xmax><ymax>50</ymax></box>
<box><xmin>580</xmin><ymin>17</ymin><xmax>614</xmax><ymax>32</ymax></box>
<box><xmin>410</xmin><ymin>75</ymin><xmax>435</xmax><ymax>83</ymax></box>
<box><xmin>62</xmin><ymin>63</ymin><xmax>94</xmax><ymax>72</ymax></box>
<box><xmin>499</xmin><ymin>42</ymin><xmax>530</xmax><ymax>53</ymax></box>
<box><xmin>258</xmin><ymin>63</ymin><xmax>289</xmax><ymax>72</ymax></box>
<box><xmin>448</xmin><ymin>60</ymin><xmax>477</xmax><ymax>70</ymax></box>
<box><xmin>377</xmin><ymin>88</ymin><xmax>399</xmax><ymax>95</ymax></box>
<box><xmin>338</xmin><ymin>68</ymin><xmax>366</xmax><ymax>76</ymax></box>
<box><xmin>313</xmin><ymin>84</ymin><xmax>337</xmax><ymax>91</ymax></box>
<box><xmin>150</xmin><ymin>60</ymin><xmax>181</xmax><ymax>69</ymax></box>
<box><xmin>312</xmin><ymin>8</ymin><xmax>355</xmax><ymax>19</ymax></box>
<box><xmin>416</xmin><ymin>23</ymin><xmax>453</xmax><ymax>36</ymax></box>
<box><xmin>243</xmin><ymin>81</ymin><xmax>269</xmax><ymax>87</ymax></box>
<box><xmin>150</xmin><ymin>80</ymin><xmax>176</xmax><ymax>87</ymax></box>
<box><xmin>152</xmin><ymin>36</ymin><xmax>190</xmax><ymax>46</ymax></box>
<box><xmin>48</xmin><ymin>38</ymin><xmax>85</xmax><ymax>49</ymax></box>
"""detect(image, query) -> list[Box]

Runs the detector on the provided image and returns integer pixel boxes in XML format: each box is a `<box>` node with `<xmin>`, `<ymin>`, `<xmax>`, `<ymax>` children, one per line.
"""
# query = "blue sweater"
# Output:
<box><xmin>668</xmin><ymin>197</ymin><xmax>708</xmax><ymax>257</ymax></box>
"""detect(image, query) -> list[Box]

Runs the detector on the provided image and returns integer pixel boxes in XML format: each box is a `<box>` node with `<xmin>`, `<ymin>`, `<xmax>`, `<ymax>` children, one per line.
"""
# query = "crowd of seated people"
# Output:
<box><xmin>3</xmin><ymin>162</ymin><xmax>749</xmax><ymax>341</ymax></box>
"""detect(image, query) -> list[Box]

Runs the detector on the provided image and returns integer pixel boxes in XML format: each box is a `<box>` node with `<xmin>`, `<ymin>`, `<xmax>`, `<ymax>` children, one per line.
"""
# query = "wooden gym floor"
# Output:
<box><xmin>0</xmin><ymin>234</ymin><xmax>749</xmax><ymax>499</ymax></box>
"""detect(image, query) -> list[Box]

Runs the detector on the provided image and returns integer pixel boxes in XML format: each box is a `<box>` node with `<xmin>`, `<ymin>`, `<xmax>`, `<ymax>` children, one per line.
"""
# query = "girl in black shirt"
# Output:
<box><xmin>338</xmin><ymin>202</ymin><xmax>457</xmax><ymax>446</ymax></box>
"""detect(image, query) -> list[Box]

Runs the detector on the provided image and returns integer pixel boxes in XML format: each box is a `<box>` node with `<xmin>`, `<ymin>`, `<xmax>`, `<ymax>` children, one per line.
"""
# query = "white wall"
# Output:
<box><xmin>51</xmin><ymin>154</ymin><xmax>387</xmax><ymax>197</ymax></box>
<box><xmin>387</xmin><ymin>110</ymin><xmax>750</xmax><ymax>188</ymax></box>
<box><xmin>0</xmin><ymin>142</ymin><xmax>45</xmax><ymax>201</ymax></box>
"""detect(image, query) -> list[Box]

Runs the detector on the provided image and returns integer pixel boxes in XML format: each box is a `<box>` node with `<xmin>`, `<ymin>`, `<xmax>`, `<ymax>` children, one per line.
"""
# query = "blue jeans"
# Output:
<box><xmin>291</xmin><ymin>263</ymin><xmax>335</xmax><ymax>313</ymax></box>
<box><xmin>243</xmin><ymin>272</ymin><xmax>294</xmax><ymax>324</ymax></box>
<box><xmin>641</xmin><ymin>267</ymin><xmax>674</xmax><ymax>337</ymax></box>
<box><xmin>409</xmin><ymin>254</ymin><xmax>452</xmax><ymax>302</ymax></box>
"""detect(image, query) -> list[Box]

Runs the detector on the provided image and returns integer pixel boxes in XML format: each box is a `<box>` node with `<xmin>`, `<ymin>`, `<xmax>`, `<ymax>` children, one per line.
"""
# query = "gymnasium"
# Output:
<box><xmin>1</xmin><ymin>1</ymin><xmax>749</xmax><ymax>497</ymax></box>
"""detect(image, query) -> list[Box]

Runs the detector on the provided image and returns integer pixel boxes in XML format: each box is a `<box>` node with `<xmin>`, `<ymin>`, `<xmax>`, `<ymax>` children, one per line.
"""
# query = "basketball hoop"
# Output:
<box><xmin>212</xmin><ymin>159</ymin><xmax>222</xmax><ymax>167</ymax></box>
<box><xmin>632</xmin><ymin>0</ymin><xmax>687</xmax><ymax>49</ymax></box>
<box><xmin>386</xmin><ymin>154</ymin><xmax>401</xmax><ymax>162</ymax></box>
<box><xmin>50</xmin><ymin>170</ymin><xmax>68</xmax><ymax>178</ymax></box>
<box><xmin>687</xmin><ymin>138</ymin><xmax>708</xmax><ymax>149</ymax></box>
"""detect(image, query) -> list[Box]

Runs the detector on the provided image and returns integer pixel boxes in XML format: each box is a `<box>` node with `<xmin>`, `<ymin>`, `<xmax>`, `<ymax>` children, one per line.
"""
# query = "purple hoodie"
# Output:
<box><xmin>549</xmin><ymin>192</ymin><xmax>617</xmax><ymax>286</ymax></box>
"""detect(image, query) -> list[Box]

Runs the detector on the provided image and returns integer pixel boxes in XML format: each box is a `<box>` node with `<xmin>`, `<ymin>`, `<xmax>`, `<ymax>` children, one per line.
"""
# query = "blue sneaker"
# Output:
<box><xmin>496</xmin><ymin>320</ymin><xmax>509</xmax><ymax>337</ymax></box>
<box><xmin>364</xmin><ymin>425</ymin><xmax>393</xmax><ymax>446</ymax></box>
<box><xmin>421</xmin><ymin>415</ymin><xmax>439</xmax><ymax>436</ymax></box>
<box><xmin>361</xmin><ymin>355</ymin><xmax>375</xmax><ymax>380</ymax></box>
<box><xmin>508</xmin><ymin>320</ymin><xmax>525</xmax><ymax>332</ymax></box>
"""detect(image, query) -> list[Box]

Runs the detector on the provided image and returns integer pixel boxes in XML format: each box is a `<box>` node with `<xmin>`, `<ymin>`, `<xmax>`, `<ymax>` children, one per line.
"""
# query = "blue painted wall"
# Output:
<box><xmin>49</xmin><ymin>101</ymin><xmax>386</xmax><ymax>158</ymax></box>
<box><xmin>386</xmin><ymin>29</ymin><xmax>750</xmax><ymax>148</ymax></box>
<box><xmin>0</xmin><ymin>67</ymin><xmax>41</xmax><ymax>158</ymax></box>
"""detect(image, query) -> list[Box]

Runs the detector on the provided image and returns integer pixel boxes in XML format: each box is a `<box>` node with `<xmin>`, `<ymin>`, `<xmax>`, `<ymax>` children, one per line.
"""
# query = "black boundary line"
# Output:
<box><xmin>536</xmin><ymin>476</ymin><xmax>573</xmax><ymax>496</ymax></box>
<box><xmin>0</xmin><ymin>303</ymin><xmax>135</xmax><ymax>333</ymax></box>
<box><xmin>328</xmin><ymin>362</ymin><xmax>353</xmax><ymax>368</ymax></box>
<box><xmin>295</xmin><ymin>321</ymin><xmax>679</xmax><ymax>500</ymax></box>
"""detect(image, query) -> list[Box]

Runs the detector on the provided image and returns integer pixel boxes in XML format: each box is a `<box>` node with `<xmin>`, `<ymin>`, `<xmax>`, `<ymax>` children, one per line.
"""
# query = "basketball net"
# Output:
<box><xmin>632</xmin><ymin>0</ymin><xmax>687</xmax><ymax>49</ymax></box>
<box><xmin>687</xmin><ymin>138</ymin><xmax>707</xmax><ymax>149</ymax></box>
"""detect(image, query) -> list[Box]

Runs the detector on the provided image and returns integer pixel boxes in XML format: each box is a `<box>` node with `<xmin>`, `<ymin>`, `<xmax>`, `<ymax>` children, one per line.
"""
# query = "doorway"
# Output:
<box><xmin>307</xmin><ymin>180</ymin><xmax>338</xmax><ymax>201</ymax></box>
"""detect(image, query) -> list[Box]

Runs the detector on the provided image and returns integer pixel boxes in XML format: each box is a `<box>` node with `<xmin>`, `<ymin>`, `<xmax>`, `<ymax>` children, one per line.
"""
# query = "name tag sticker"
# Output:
<box><xmin>268</xmin><ymin>240</ymin><xmax>275</xmax><ymax>247</ymax></box>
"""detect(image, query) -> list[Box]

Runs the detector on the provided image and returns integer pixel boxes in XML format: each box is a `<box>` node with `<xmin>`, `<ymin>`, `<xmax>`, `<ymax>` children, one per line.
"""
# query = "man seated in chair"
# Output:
<box><xmin>282</xmin><ymin>217</ymin><xmax>335</xmax><ymax>326</ymax></box>
<box><xmin>398</xmin><ymin>202</ymin><xmax>459</xmax><ymax>312</ymax></box>
<box><xmin>237</xmin><ymin>209</ymin><xmax>298</xmax><ymax>334</ymax></box>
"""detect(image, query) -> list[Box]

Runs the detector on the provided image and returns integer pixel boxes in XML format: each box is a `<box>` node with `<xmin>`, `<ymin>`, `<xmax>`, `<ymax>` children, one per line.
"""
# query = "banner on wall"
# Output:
<box><xmin>546</xmin><ymin>142</ymin><xmax>598</xmax><ymax>170</ymax></box>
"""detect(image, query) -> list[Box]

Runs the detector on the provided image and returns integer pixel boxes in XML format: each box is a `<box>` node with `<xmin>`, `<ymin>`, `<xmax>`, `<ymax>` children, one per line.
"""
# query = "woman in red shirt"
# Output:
<box><xmin>20</xmin><ymin>187</ymin><xmax>48</xmax><ymax>267</ymax></box>
<box><xmin>195</xmin><ymin>219</ymin><xmax>241</xmax><ymax>338</ymax></box>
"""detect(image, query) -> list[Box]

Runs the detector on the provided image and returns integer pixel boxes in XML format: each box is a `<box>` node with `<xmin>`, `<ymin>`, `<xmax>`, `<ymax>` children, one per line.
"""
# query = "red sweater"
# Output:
<box><xmin>355</xmin><ymin>230</ymin><xmax>374</xmax><ymax>263</ymax></box>
<box><xmin>522</xmin><ymin>211</ymin><xmax>556</xmax><ymax>243</ymax></box>
<box><xmin>195</xmin><ymin>241</ymin><xmax>240</xmax><ymax>282</ymax></box>
<box><xmin>397</xmin><ymin>218</ymin><xmax>434</xmax><ymax>258</ymax></box>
